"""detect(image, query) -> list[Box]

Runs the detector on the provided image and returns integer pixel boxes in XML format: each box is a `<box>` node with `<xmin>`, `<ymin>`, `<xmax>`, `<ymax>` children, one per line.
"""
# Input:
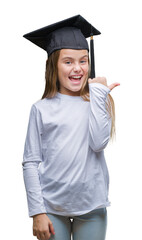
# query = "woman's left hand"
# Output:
<box><xmin>88</xmin><ymin>77</ymin><xmax>120</xmax><ymax>91</ymax></box>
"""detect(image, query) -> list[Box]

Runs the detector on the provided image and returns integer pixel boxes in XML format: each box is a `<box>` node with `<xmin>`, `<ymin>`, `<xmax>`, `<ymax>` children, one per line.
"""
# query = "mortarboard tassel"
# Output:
<box><xmin>90</xmin><ymin>35</ymin><xmax>96</xmax><ymax>79</ymax></box>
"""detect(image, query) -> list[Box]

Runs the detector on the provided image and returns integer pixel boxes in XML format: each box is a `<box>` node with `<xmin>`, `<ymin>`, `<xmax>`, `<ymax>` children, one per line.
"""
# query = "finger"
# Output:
<box><xmin>41</xmin><ymin>232</ymin><xmax>48</xmax><ymax>240</ymax></box>
<box><xmin>36</xmin><ymin>233</ymin><xmax>41</xmax><ymax>240</ymax></box>
<box><xmin>33</xmin><ymin>229</ymin><xmax>36</xmax><ymax>236</ymax></box>
<box><xmin>108</xmin><ymin>82</ymin><xmax>120</xmax><ymax>90</ymax></box>
<box><xmin>44</xmin><ymin>231</ymin><xmax>51</xmax><ymax>240</ymax></box>
<box><xmin>49</xmin><ymin>222</ymin><xmax>55</xmax><ymax>235</ymax></box>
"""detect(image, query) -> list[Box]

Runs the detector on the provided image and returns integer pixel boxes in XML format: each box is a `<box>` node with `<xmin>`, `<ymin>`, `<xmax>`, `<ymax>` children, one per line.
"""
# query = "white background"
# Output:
<box><xmin>0</xmin><ymin>0</ymin><xmax>142</xmax><ymax>239</ymax></box>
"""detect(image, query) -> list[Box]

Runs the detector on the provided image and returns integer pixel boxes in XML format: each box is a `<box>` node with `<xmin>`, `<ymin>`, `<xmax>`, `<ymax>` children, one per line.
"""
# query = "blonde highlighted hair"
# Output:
<box><xmin>41</xmin><ymin>50</ymin><xmax>116</xmax><ymax>140</ymax></box>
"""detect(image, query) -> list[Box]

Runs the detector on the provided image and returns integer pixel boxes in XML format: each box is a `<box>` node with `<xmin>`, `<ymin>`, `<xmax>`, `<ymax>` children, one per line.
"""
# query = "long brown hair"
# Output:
<box><xmin>41</xmin><ymin>50</ymin><xmax>116</xmax><ymax>140</ymax></box>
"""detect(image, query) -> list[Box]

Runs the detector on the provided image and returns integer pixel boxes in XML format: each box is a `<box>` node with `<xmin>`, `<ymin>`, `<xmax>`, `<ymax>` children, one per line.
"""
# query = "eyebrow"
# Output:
<box><xmin>61</xmin><ymin>55</ymin><xmax>88</xmax><ymax>60</ymax></box>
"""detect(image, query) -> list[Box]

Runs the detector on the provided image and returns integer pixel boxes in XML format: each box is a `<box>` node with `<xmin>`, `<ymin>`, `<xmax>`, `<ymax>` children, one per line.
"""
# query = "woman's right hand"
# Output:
<box><xmin>33</xmin><ymin>213</ymin><xmax>55</xmax><ymax>240</ymax></box>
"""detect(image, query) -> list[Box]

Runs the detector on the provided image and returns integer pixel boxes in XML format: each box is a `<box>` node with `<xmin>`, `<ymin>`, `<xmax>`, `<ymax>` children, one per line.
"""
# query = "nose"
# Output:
<box><xmin>73</xmin><ymin>62</ymin><xmax>81</xmax><ymax>72</ymax></box>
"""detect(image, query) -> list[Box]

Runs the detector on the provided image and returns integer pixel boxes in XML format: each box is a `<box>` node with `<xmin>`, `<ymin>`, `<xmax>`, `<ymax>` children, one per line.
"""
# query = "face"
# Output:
<box><xmin>57</xmin><ymin>49</ymin><xmax>89</xmax><ymax>96</ymax></box>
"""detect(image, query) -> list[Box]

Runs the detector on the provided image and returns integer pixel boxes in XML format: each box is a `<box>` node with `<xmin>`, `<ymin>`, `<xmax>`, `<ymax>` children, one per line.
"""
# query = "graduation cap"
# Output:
<box><xmin>23</xmin><ymin>15</ymin><xmax>101</xmax><ymax>79</ymax></box>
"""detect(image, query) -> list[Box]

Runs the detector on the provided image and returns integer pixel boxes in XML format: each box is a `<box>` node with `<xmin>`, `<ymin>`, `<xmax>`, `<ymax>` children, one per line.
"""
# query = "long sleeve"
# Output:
<box><xmin>89</xmin><ymin>82</ymin><xmax>112</xmax><ymax>152</ymax></box>
<box><xmin>22</xmin><ymin>105</ymin><xmax>46</xmax><ymax>217</ymax></box>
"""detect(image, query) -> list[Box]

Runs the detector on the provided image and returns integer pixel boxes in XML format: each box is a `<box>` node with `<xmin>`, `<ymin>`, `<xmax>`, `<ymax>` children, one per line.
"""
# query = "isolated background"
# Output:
<box><xmin>0</xmin><ymin>0</ymin><xmax>142</xmax><ymax>239</ymax></box>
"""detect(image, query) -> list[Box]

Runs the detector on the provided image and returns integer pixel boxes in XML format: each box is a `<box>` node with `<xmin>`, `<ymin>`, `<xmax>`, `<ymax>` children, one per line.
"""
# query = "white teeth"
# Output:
<box><xmin>70</xmin><ymin>76</ymin><xmax>81</xmax><ymax>79</ymax></box>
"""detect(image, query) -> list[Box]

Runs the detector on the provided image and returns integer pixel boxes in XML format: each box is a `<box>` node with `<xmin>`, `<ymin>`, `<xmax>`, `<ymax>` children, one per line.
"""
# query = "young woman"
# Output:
<box><xmin>22</xmin><ymin>15</ymin><xmax>120</xmax><ymax>240</ymax></box>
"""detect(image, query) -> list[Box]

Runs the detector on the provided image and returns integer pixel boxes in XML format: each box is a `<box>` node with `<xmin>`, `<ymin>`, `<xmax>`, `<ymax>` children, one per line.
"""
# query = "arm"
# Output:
<box><xmin>88</xmin><ymin>77</ymin><xmax>120</xmax><ymax>152</ymax></box>
<box><xmin>22</xmin><ymin>105</ymin><xmax>55</xmax><ymax>239</ymax></box>
<box><xmin>22</xmin><ymin>105</ymin><xmax>46</xmax><ymax>217</ymax></box>
<box><xmin>88</xmin><ymin>82</ymin><xmax>111</xmax><ymax>152</ymax></box>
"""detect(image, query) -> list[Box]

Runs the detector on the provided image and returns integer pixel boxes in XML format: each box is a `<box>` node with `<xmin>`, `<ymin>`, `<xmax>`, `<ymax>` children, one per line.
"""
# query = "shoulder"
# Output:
<box><xmin>31</xmin><ymin>96</ymin><xmax>57</xmax><ymax>113</ymax></box>
<box><xmin>33</xmin><ymin>97</ymin><xmax>52</xmax><ymax>108</ymax></box>
<box><xmin>33</xmin><ymin>98</ymin><xmax>48</xmax><ymax>109</ymax></box>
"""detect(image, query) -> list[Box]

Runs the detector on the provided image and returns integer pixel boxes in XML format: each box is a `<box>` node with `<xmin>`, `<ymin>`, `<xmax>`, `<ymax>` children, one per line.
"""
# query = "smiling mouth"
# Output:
<box><xmin>69</xmin><ymin>75</ymin><xmax>82</xmax><ymax>81</ymax></box>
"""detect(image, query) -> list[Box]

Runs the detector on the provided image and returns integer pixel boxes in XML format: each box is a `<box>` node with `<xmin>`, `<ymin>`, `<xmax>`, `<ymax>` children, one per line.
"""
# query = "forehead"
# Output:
<box><xmin>59</xmin><ymin>49</ymin><xmax>89</xmax><ymax>58</ymax></box>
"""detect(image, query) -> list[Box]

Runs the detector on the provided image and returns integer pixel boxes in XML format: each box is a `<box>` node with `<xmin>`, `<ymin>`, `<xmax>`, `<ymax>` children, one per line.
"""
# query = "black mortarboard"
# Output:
<box><xmin>23</xmin><ymin>15</ymin><xmax>101</xmax><ymax>78</ymax></box>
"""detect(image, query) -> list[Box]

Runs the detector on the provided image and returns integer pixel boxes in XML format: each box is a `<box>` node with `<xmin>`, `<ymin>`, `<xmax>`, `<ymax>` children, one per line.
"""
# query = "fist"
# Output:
<box><xmin>88</xmin><ymin>77</ymin><xmax>120</xmax><ymax>91</ymax></box>
<box><xmin>33</xmin><ymin>214</ymin><xmax>55</xmax><ymax>240</ymax></box>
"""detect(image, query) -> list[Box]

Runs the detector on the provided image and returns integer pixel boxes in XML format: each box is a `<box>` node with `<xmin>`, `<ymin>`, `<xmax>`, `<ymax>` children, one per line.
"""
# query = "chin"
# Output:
<box><xmin>70</xmin><ymin>89</ymin><xmax>82</xmax><ymax>96</ymax></box>
<box><xmin>70</xmin><ymin>87</ymin><xmax>82</xmax><ymax>92</ymax></box>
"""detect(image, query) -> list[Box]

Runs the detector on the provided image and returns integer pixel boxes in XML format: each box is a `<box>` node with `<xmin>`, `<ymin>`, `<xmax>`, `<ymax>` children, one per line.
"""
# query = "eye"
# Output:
<box><xmin>65</xmin><ymin>61</ymin><xmax>72</xmax><ymax>65</ymax></box>
<box><xmin>80</xmin><ymin>60</ymin><xmax>87</xmax><ymax>64</ymax></box>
